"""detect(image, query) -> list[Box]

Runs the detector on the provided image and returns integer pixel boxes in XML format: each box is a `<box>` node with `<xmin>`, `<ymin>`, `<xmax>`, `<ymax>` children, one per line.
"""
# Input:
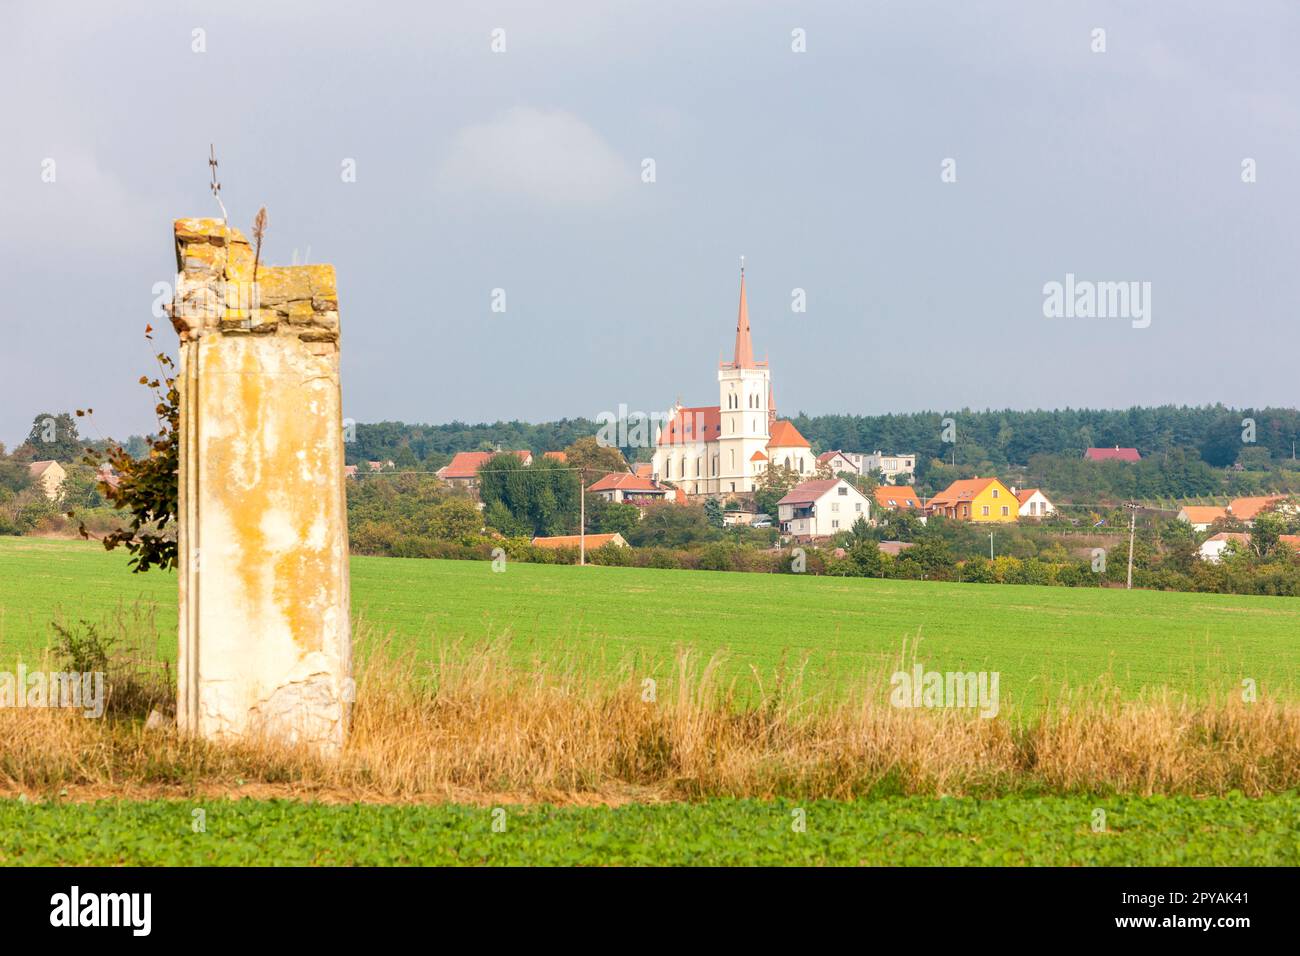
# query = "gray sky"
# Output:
<box><xmin>2</xmin><ymin>0</ymin><xmax>1297</xmax><ymax>448</ymax></box>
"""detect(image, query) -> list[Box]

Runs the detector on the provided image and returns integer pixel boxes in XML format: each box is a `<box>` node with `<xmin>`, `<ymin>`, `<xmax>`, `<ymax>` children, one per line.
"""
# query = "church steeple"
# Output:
<box><xmin>732</xmin><ymin>257</ymin><xmax>754</xmax><ymax>369</ymax></box>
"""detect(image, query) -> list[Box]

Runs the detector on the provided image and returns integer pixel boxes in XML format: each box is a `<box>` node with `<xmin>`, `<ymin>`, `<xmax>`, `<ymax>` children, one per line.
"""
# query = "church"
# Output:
<box><xmin>651</xmin><ymin>266</ymin><xmax>815</xmax><ymax>497</ymax></box>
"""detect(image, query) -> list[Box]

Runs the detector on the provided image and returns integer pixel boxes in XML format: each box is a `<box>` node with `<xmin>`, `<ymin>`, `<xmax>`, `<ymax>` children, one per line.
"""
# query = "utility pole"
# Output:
<box><xmin>1125</xmin><ymin>502</ymin><xmax>1139</xmax><ymax>590</ymax></box>
<box><xmin>579</xmin><ymin>470</ymin><xmax>586</xmax><ymax>566</ymax></box>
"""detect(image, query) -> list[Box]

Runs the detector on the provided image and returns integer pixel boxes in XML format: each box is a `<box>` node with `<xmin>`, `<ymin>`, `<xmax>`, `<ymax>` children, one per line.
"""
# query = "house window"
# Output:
<box><xmin>838</xmin><ymin>487</ymin><xmax>848</xmax><ymax>495</ymax></box>
<box><xmin>855</xmin><ymin>503</ymin><xmax>862</xmax><ymax>512</ymax></box>
<box><xmin>991</xmin><ymin>489</ymin><xmax>998</xmax><ymax>499</ymax></box>
<box><xmin>831</xmin><ymin>502</ymin><xmax>839</xmax><ymax>512</ymax></box>
<box><xmin>1001</xmin><ymin>506</ymin><xmax>1009</xmax><ymax>516</ymax></box>
<box><xmin>982</xmin><ymin>506</ymin><xmax>990</xmax><ymax>516</ymax></box>
<box><xmin>832</xmin><ymin>520</ymin><xmax>839</xmax><ymax>529</ymax></box>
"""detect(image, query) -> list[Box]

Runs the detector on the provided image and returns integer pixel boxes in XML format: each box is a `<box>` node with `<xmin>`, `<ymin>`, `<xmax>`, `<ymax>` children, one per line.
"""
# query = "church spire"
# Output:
<box><xmin>732</xmin><ymin>256</ymin><xmax>754</xmax><ymax>369</ymax></box>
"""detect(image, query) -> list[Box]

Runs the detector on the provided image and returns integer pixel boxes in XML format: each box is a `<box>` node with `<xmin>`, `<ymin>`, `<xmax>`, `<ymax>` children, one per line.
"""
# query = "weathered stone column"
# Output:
<box><xmin>170</xmin><ymin>218</ymin><xmax>350</xmax><ymax>754</ymax></box>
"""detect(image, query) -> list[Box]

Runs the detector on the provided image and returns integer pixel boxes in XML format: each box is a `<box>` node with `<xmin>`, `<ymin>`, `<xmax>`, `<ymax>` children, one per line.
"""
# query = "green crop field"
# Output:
<box><xmin>0</xmin><ymin>794</ymin><xmax>1295</xmax><ymax>866</ymax></box>
<box><xmin>1</xmin><ymin>536</ymin><xmax>1298</xmax><ymax>706</ymax></box>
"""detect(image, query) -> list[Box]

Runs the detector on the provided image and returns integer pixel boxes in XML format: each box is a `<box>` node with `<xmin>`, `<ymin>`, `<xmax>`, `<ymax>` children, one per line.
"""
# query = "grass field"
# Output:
<box><xmin>2</xmin><ymin>537</ymin><xmax>1297</xmax><ymax>707</ymax></box>
<box><xmin>2</xmin><ymin>537</ymin><xmax>1298</xmax><ymax>866</ymax></box>
<box><xmin>1</xmin><ymin>794</ymin><xmax>1296</xmax><ymax>866</ymax></box>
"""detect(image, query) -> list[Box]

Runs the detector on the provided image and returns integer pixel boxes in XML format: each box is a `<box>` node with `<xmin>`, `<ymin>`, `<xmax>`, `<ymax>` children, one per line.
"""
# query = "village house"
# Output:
<box><xmin>926</xmin><ymin>477</ymin><xmax>1018</xmax><ymax>523</ymax></box>
<box><xmin>1013</xmin><ymin>487</ymin><xmax>1056</xmax><ymax>518</ymax></box>
<box><xmin>1227</xmin><ymin>495</ymin><xmax>1288</xmax><ymax>526</ymax></box>
<box><xmin>1177</xmin><ymin>505</ymin><xmax>1228</xmax><ymax>532</ymax></box>
<box><xmin>437</xmin><ymin>450</ymin><xmax>533</xmax><ymax>488</ymax></box>
<box><xmin>872</xmin><ymin>485</ymin><xmax>922</xmax><ymax>511</ymax></box>
<box><xmin>856</xmin><ymin>450</ymin><xmax>917</xmax><ymax>480</ymax></box>
<box><xmin>1198</xmin><ymin>532</ymin><xmax>1251</xmax><ymax>563</ymax></box>
<box><xmin>816</xmin><ymin>450</ymin><xmax>857</xmax><ymax>475</ymax></box>
<box><xmin>1084</xmin><ymin>446</ymin><xmax>1141</xmax><ymax>462</ymax></box>
<box><xmin>776</xmin><ymin>478</ymin><xmax>872</xmax><ymax>539</ymax></box>
<box><xmin>587</xmin><ymin>472</ymin><xmax>675</xmax><ymax>504</ymax></box>
<box><xmin>27</xmin><ymin>460</ymin><xmax>67</xmax><ymax>500</ymax></box>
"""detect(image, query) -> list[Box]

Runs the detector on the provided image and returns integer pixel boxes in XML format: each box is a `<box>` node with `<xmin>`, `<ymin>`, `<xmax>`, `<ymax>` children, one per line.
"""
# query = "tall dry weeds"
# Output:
<box><xmin>0</xmin><ymin>621</ymin><xmax>1296</xmax><ymax>804</ymax></box>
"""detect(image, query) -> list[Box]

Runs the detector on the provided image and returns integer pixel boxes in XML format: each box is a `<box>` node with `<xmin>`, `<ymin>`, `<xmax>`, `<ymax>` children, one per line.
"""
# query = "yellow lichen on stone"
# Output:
<box><xmin>256</xmin><ymin>266</ymin><xmax>313</xmax><ymax>305</ymax></box>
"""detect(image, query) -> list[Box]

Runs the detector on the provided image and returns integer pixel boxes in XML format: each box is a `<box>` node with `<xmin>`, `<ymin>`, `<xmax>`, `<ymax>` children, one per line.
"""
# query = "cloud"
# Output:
<box><xmin>434</xmin><ymin>107</ymin><xmax>629</xmax><ymax>206</ymax></box>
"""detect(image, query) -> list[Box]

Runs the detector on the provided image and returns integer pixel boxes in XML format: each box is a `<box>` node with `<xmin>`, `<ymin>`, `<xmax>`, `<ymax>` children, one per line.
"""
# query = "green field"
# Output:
<box><xmin>0</xmin><ymin>794</ymin><xmax>1295</xmax><ymax>865</ymax></box>
<box><xmin>2</xmin><ymin>537</ymin><xmax>1298</xmax><ymax>706</ymax></box>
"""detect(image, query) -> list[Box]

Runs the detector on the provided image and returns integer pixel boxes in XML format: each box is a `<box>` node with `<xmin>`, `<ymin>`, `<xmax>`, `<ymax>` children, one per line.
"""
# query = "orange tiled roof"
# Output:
<box><xmin>660</xmin><ymin>406</ymin><xmax>722</xmax><ymax>445</ymax></box>
<box><xmin>441</xmin><ymin>450</ymin><xmax>530</xmax><ymax>479</ymax></box>
<box><xmin>1180</xmin><ymin>506</ymin><xmax>1228</xmax><ymax>524</ymax></box>
<box><xmin>633</xmin><ymin>463</ymin><xmax>653</xmax><ymax>478</ymax></box>
<box><xmin>543</xmin><ymin>451</ymin><xmax>567</xmax><ymax>463</ymax></box>
<box><xmin>750</xmin><ymin>450</ymin><xmax>768</xmax><ymax>462</ymax></box>
<box><xmin>532</xmin><ymin>533</ymin><xmax>625</xmax><ymax>550</ymax></box>
<box><xmin>1015</xmin><ymin>488</ymin><xmax>1044</xmax><ymax>505</ymax></box>
<box><xmin>1228</xmin><ymin>495</ymin><xmax>1284</xmax><ymax>520</ymax></box>
<box><xmin>587</xmin><ymin>472</ymin><xmax>662</xmax><ymax>494</ymax></box>
<box><xmin>874</xmin><ymin>485</ymin><xmax>921</xmax><ymax>509</ymax></box>
<box><xmin>767</xmin><ymin>420</ymin><xmax>810</xmax><ymax>448</ymax></box>
<box><xmin>928</xmin><ymin>477</ymin><xmax>1000</xmax><ymax>507</ymax></box>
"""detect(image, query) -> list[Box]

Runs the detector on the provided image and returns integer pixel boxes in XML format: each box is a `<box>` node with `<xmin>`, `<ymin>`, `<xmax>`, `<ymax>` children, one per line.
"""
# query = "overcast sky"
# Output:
<box><xmin>2</xmin><ymin>1</ymin><xmax>1297</xmax><ymax>448</ymax></box>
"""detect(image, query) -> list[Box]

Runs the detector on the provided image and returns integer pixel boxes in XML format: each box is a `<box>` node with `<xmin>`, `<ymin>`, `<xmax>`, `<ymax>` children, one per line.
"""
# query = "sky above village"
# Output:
<box><xmin>2</xmin><ymin>0</ymin><xmax>1297</xmax><ymax>447</ymax></box>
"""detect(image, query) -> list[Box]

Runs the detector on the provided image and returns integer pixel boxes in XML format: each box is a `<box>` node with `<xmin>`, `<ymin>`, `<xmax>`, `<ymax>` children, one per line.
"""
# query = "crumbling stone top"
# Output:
<box><xmin>170</xmin><ymin>218</ymin><xmax>339</xmax><ymax>346</ymax></box>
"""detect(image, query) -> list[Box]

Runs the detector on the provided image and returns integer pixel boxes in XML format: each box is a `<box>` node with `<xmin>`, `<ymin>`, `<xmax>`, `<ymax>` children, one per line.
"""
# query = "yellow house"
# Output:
<box><xmin>28</xmin><ymin>460</ymin><xmax>67</xmax><ymax>500</ymax></box>
<box><xmin>927</xmin><ymin>477</ymin><xmax>1018</xmax><ymax>523</ymax></box>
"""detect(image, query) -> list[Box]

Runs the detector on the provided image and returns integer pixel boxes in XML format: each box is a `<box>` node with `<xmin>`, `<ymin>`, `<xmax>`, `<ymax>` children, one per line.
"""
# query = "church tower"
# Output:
<box><xmin>717</xmin><ymin>260</ymin><xmax>772</xmax><ymax>493</ymax></box>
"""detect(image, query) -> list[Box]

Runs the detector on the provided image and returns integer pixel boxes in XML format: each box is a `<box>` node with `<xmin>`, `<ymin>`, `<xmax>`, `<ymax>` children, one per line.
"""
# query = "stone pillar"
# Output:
<box><xmin>170</xmin><ymin>218</ymin><xmax>350</xmax><ymax>754</ymax></box>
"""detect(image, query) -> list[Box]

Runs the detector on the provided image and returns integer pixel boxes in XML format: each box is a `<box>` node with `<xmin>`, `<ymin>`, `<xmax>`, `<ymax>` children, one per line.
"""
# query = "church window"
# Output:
<box><xmin>665</xmin><ymin>459</ymin><xmax>671</xmax><ymax>479</ymax></box>
<box><xmin>784</xmin><ymin>456</ymin><xmax>791</xmax><ymax>470</ymax></box>
<box><xmin>729</xmin><ymin>449</ymin><xmax>735</xmax><ymax>469</ymax></box>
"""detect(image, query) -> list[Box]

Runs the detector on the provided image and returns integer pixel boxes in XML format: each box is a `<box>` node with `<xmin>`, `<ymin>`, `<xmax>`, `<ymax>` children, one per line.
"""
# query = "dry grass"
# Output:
<box><xmin>0</xmin><ymin>623</ymin><xmax>1297</xmax><ymax>805</ymax></box>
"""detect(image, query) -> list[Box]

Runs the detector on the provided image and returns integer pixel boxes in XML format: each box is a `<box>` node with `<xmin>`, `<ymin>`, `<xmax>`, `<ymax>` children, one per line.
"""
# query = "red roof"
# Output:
<box><xmin>750</xmin><ymin>450</ymin><xmax>768</xmax><ymax>462</ymax></box>
<box><xmin>767</xmin><ymin>420</ymin><xmax>810</xmax><ymax>448</ymax></box>
<box><xmin>543</xmin><ymin>451</ymin><xmax>567</xmax><ymax>463</ymax></box>
<box><xmin>777</xmin><ymin>479</ymin><xmax>841</xmax><ymax>506</ymax></box>
<box><xmin>1085</xmin><ymin>446</ymin><xmax>1141</xmax><ymax>462</ymax></box>
<box><xmin>660</xmin><ymin>406</ymin><xmax>722</xmax><ymax>445</ymax></box>
<box><xmin>587</xmin><ymin>472</ymin><xmax>663</xmax><ymax>494</ymax></box>
<box><xmin>1015</xmin><ymin>488</ymin><xmax>1045</xmax><ymax>505</ymax></box>
<box><xmin>633</xmin><ymin>463</ymin><xmax>653</xmax><ymax>478</ymax></box>
<box><xmin>441</xmin><ymin>450</ymin><xmax>531</xmax><ymax>479</ymax></box>
<box><xmin>817</xmin><ymin>450</ymin><xmax>849</xmax><ymax>464</ymax></box>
